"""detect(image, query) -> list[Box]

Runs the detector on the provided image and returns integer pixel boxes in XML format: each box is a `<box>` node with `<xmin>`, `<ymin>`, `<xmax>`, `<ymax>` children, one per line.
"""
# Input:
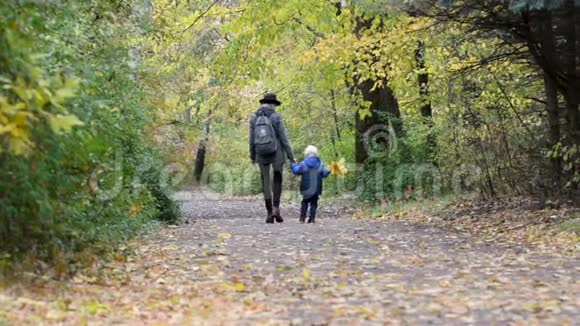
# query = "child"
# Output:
<box><xmin>291</xmin><ymin>145</ymin><xmax>331</xmax><ymax>223</ymax></box>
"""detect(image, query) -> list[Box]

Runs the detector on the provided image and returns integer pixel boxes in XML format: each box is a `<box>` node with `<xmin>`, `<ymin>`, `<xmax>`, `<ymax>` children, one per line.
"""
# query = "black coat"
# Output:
<box><xmin>249</xmin><ymin>104</ymin><xmax>294</xmax><ymax>165</ymax></box>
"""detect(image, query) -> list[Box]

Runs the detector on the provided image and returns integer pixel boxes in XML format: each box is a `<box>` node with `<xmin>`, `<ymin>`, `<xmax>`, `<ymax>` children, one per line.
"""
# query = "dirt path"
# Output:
<box><xmin>1</xmin><ymin>189</ymin><xmax>579</xmax><ymax>325</ymax></box>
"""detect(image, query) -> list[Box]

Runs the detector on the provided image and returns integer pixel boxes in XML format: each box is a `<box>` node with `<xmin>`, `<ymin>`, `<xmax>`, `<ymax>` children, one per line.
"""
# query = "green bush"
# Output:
<box><xmin>0</xmin><ymin>1</ymin><xmax>179</xmax><ymax>268</ymax></box>
<box><xmin>355</xmin><ymin>118</ymin><xmax>442</xmax><ymax>202</ymax></box>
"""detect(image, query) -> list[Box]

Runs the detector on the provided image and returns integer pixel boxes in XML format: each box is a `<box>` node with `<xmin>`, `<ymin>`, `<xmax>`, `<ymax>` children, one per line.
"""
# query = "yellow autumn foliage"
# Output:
<box><xmin>0</xmin><ymin>76</ymin><xmax>82</xmax><ymax>155</ymax></box>
<box><xmin>328</xmin><ymin>158</ymin><xmax>348</xmax><ymax>177</ymax></box>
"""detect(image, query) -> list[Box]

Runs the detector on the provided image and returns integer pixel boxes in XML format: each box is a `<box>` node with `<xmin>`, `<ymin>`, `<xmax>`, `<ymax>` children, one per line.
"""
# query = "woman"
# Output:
<box><xmin>249</xmin><ymin>93</ymin><xmax>295</xmax><ymax>223</ymax></box>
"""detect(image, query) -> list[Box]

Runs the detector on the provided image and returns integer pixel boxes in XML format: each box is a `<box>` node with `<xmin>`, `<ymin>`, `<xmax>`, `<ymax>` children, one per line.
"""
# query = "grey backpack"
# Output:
<box><xmin>254</xmin><ymin>112</ymin><xmax>278</xmax><ymax>155</ymax></box>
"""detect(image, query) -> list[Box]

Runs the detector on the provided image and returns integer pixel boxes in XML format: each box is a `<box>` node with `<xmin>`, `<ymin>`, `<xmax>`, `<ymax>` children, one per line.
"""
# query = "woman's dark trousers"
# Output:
<box><xmin>259</xmin><ymin>163</ymin><xmax>283</xmax><ymax>222</ymax></box>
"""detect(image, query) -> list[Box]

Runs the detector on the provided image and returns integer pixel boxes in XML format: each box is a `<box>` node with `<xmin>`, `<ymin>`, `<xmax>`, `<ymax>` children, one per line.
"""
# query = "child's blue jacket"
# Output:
<box><xmin>291</xmin><ymin>156</ymin><xmax>331</xmax><ymax>198</ymax></box>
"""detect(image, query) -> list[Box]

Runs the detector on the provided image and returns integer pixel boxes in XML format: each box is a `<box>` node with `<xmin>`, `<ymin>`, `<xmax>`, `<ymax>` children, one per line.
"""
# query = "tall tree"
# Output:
<box><xmin>347</xmin><ymin>3</ymin><xmax>403</xmax><ymax>164</ymax></box>
<box><xmin>421</xmin><ymin>0</ymin><xmax>580</xmax><ymax>196</ymax></box>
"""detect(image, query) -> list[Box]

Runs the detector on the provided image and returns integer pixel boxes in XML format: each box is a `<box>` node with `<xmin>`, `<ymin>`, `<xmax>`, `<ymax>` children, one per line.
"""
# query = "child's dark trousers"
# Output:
<box><xmin>300</xmin><ymin>195</ymin><xmax>319</xmax><ymax>223</ymax></box>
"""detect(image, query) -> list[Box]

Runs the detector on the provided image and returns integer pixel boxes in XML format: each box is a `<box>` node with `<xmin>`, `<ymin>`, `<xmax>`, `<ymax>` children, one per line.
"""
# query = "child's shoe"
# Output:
<box><xmin>299</xmin><ymin>216</ymin><xmax>306</xmax><ymax>223</ymax></box>
<box><xmin>307</xmin><ymin>217</ymin><xmax>315</xmax><ymax>224</ymax></box>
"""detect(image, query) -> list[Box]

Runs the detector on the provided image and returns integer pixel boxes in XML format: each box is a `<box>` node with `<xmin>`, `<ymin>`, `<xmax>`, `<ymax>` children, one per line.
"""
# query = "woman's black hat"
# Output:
<box><xmin>259</xmin><ymin>93</ymin><xmax>282</xmax><ymax>106</ymax></box>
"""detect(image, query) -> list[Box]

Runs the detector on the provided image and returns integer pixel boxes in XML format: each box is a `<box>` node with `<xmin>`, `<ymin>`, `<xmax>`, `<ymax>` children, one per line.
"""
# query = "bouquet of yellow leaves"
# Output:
<box><xmin>328</xmin><ymin>158</ymin><xmax>348</xmax><ymax>176</ymax></box>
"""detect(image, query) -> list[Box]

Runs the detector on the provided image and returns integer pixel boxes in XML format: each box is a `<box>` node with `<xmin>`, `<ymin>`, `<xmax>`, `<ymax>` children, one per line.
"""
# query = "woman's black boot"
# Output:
<box><xmin>265</xmin><ymin>199</ymin><xmax>274</xmax><ymax>224</ymax></box>
<box><xmin>273</xmin><ymin>207</ymin><xmax>283</xmax><ymax>223</ymax></box>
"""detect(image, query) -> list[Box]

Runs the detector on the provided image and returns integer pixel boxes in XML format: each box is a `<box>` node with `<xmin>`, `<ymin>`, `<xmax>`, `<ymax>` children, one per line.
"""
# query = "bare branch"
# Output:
<box><xmin>180</xmin><ymin>0</ymin><xmax>220</xmax><ymax>34</ymax></box>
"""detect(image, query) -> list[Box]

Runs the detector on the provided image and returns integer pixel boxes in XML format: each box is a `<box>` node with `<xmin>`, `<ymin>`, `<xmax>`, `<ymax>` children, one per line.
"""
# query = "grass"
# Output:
<box><xmin>363</xmin><ymin>194</ymin><xmax>461</xmax><ymax>218</ymax></box>
<box><xmin>558</xmin><ymin>216</ymin><xmax>580</xmax><ymax>235</ymax></box>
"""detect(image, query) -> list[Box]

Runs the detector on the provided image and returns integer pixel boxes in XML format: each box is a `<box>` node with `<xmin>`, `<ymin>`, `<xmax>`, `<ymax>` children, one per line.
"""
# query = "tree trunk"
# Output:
<box><xmin>193</xmin><ymin>110</ymin><xmax>211</xmax><ymax>182</ymax></box>
<box><xmin>333</xmin><ymin>0</ymin><xmax>402</xmax><ymax>164</ymax></box>
<box><xmin>415</xmin><ymin>41</ymin><xmax>432</xmax><ymax>118</ymax></box>
<box><xmin>415</xmin><ymin>40</ymin><xmax>436</xmax><ymax>164</ymax></box>
<box><xmin>330</xmin><ymin>89</ymin><xmax>341</xmax><ymax>159</ymax></box>
<box><xmin>348</xmin><ymin>7</ymin><xmax>403</xmax><ymax>165</ymax></box>
<box><xmin>563</xmin><ymin>2</ymin><xmax>580</xmax><ymax>147</ymax></box>
<box><xmin>354</xmin><ymin>78</ymin><xmax>402</xmax><ymax>164</ymax></box>
<box><xmin>560</xmin><ymin>1</ymin><xmax>580</xmax><ymax>201</ymax></box>
<box><xmin>330</xmin><ymin>89</ymin><xmax>341</xmax><ymax>141</ymax></box>
<box><xmin>528</xmin><ymin>6</ymin><xmax>579</xmax><ymax>147</ymax></box>
<box><xmin>544</xmin><ymin>72</ymin><xmax>562</xmax><ymax>191</ymax></box>
<box><xmin>528</xmin><ymin>9</ymin><xmax>567</xmax><ymax>194</ymax></box>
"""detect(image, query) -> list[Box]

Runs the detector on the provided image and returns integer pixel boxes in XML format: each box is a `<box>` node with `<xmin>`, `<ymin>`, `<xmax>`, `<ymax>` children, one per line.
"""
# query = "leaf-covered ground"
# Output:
<box><xmin>1</xmin><ymin>190</ymin><xmax>579</xmax><ymax>325</ymax></box>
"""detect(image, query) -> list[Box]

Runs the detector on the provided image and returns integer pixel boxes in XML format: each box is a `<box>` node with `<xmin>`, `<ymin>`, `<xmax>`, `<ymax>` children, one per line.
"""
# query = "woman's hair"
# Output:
<box><xmin>304</xmin><ymin>145</ymin><xmax>319</xmax><ymax>157</ymax></box>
